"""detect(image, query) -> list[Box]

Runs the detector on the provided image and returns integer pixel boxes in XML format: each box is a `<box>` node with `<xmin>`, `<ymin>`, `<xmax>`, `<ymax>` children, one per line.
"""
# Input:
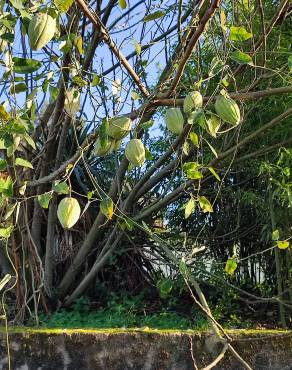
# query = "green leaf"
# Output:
<box><xmin>230</xmin><ymin>26</ymin><xmax>252</xmax><ymax>42</ymax></box>
<box><xmin>118</xmin><ymin>0</ymin><xmax>127</xmax><ymax>9</ymax></box>
<box><xmin>144</xmin><ymin>10</ymin><xmax>165</xmax><ymax>22</ymax></box>
<box><xmin>208</xmin><ymin>167</ymin><xmax>220</xmax><ymax>181</ymax></box>
<box><xmin>100</xmin><ymin>197</ymin><xmax>114</xmax><ymax>220</ymax></box>
<box><xmin>23</xmin><ymin>134</ymin><xmax>36</xmax><ymax>150</ymax></box>
<box><xmin>179</xmin><ymin>259</ymin><xmax>188</xmax><ymax>276</ymax></box>
<box><xmin>183</xmin><ymin>162</ymin><xmax>203</xmax><ymax>180</ymax></box>
<box><xmin>131</xmin><ymin>91</ymin><xmax>140</xmax><ymax>100</ymax></box>
<box><xmin>0</xmin><ymin>176</ymin><xmax>13</xmax><ymax>197</ymax></box>
<box><xmin>157</xmin><ymin>279</ymin><xmax>173</xmax><ymax>298</ymax></box>
<box><xmin>184</xmin><ymin>198</ymin><xmax>195</xmax><ymax>219</ymax></box>
<box><xmin>15</xmin><ymin>157</ymin><xmax>33</xmax><ymax>169</ymax></box>
<box><xmin>198</xmin><ymin>196</ymin><xmax>213</xmax><ymax>213</ymax></box>
<box><xmin>140</xmin><ymin>120</ymin><xmax>154</xmax><ymax>130</ymax></box>
<box><xmin>276</xmin><ymin>241</ymin><xmax>290</xmax><ymax>250</ymax></box>
<box><xmin>12</xmin><ymin>57</ymin><xmax>42</xmax><ymax>74</ymax></box>
<box><xmin>38</xmin><ymin>193</ymin><xmax>52</xmax><ymax>209</ymax></box>
<box><xmin>225</xmin><ymin>258</ymin><xmax>237</xmax><ymax>275</ymax></box>
<box><xmin>0</xmin><ymin>159</ymin><xmax>7</xmax><ymax>171</ymax></box>
<box><xmin>145</xmin><ymin>147</ymin><xmax>153</xmax><ymax>160</ymax></box>
<box><xmin>53</xmin><ymin>182</ymin><xmax>69</xmax><ymax>195</ymax></box>
<box><xmin>189</xmin><ymin>132</ymin><xmax>199</xmax><ymax>147</ymax></box>
<box><xmin>119</xmin><ymin>217</ymin><xmax>134</xmax><ymax>231</ymax></box>
<box><xmin>0</xmin><ymin>225</ymin><xmax>13</xmax><ymax>239</ymax></box>
<box><xmin>230</xmin><ymin>50</ymin><xmax>253</xmax><ymax>65</ymax></box>
<box><xmin>92</xmin><ymin>74</ymin><xmax>101</xmax><ymax>86</ymax></box>
<box><xmin>133</xmin><ymin>39</ymin><xmax>141</xmax><ymax>56</ymax></box>
<box><xmin>49</xmin><ymin>86</ymin><xmax>59</xmax><ymax>102</ymax></box>
<box><xmin>54</xmin><ymin>0</ymin><xmax>73</xmax><ymax>12</ymax></box>
<box><xmin>10</xmin><ymin>82</ymin><xmax>27</xmax><ymax>94</ymax></box>
<box><xmin>206</xmin><ymin>114</ymin><xmax>221</xmax><ymax>138</ymax></box>
<box><xmin>205</xmin><ymin>140</ymin><xmax>218</xmax><ymax>158</ymax></box>
<box><xmin>272</xmin><ymin>229</ymin><xmax>279</xmax><ymax>241</ymax></box>
<box><xmin>9</xmin><ymin>0</ymin><xmax>23</xmax><ymax>10</ymax></box>
<box><xmin>288</xmin><ymin>55</ymin><xmax>292</xmax><ymax>73</ymax></box>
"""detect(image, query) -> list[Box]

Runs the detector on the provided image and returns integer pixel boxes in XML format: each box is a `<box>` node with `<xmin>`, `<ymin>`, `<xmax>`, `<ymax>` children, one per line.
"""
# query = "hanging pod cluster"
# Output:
<box><xmin>125</xmin><ymin>139</ymin><xmax>145</xmax><ymax>167</ymax></box>
<box><xmin>28</xmin><ymin>12</ymin><xmax>57</xmax><ymax>50</ymax></box>
<box><xmin>215</xmin><ymin>94</ymin><xmax>240</xmax><ymax>126</ymax></box>
<box><xmin>57</xmin><ymin>197</ymin><xmax>81</xmax><ymax>229</ymax></box>
<box><xmin>94</xmin><ymin>116</ymin><xmax>132</xmax><ymax>157</ymax></box>
<box><xmin>183</xmin><ymin>91</ymin><xmax>203</xmax><ymax>114</ymax></box>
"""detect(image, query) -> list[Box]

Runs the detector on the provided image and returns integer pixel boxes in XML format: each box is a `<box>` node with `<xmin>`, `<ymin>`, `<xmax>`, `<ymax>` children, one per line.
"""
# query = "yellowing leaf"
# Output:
<box><xmin>100</xmin><ymin>197</ymin><xmax>114</xmax><ymax>219</ymax></box>
<box><xmin>230</xmin><ymin>26</ymin><xmax>252</xmax><ymax>42</ymax></box>
<box><xmin>0</xmin><ymin>225</ymin><xmax>13</xmax><ymax>239</ymax></box>
<box><xmin>144</xmin><ymin>10</ymin><xmax>165</xmax><ymax>22</ymax></box>
<box><xmin>15</xmin><ymin>157</ymin><xmax>33</xmax><ymax>169</ymax></box>
<box><xmin>0</xmin><ymin>105</ymin><xmax>11</xmax><ymax>121</ymax></box>
<box><xmin>277</xmin><ymin>241</ymin><xmax>290</xmax><ymax>250</ymax></box>
<box><xmin>184</xmin><ymin>198</ymin><xmax>195</xmax><ymax>219</ymax></box>
<box><xmin>54</xmin><ymin>0</ymin><xmax>73</xmax><ymax>12</ymax></box>
<box><xmin>225</xmin><ymin>258</ymin><xmax>237</xmax><ymax>275</ymax></box>
<box><xmin>74</xmin><ymin>36</ymin><xmax>83</xmax><ymax>54</ymax></box>
<box><xmin>208</xmin><ymin>167</ymin><xmax>220</xmax><ymax>181</ymax></box>
<box><xmin>119</xmin><ymin>0</ymin><xmax>127</xmax><ymax>9</ymax></box>
<box><xmin>189</xmin><ymin>132</ymin><xmax>199</xmax><ymax>147</ymax></box>
<box><xmin>198</xmin><ymin>196</ymin><xmax>213</xmax><ymax>213</ymax></box>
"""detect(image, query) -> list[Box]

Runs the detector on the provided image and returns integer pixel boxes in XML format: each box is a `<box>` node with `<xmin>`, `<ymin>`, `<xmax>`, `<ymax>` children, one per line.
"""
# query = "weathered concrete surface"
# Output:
<box><xmin>0</xmin><ymin>328</ymin><xmax>291</xmax><ymax>370</ymax></box>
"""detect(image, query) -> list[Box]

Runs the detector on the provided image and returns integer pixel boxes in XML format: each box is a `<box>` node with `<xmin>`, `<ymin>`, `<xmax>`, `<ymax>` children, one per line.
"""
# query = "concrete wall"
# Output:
<box><xmin>0</xmin><ymin>329</ymin><xmax>291</xmax><ymax>370</ymax></box>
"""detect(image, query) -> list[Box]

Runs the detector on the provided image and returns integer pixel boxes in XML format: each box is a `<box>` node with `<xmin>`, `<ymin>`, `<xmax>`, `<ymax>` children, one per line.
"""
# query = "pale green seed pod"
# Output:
<box><xmin>108</xmin><ymin>117</ymin><xmax>132</xmax><ymax>140</ymax></box>
<box><xmin>183</xmin><ymin>91</ymin><xmax>203</xmax><ymax>114</ymax></box>
<box><xmin>164</xmin><ymin>108</ymin><xmax>184</xmax><ymax>135</ymax></box>
<box><xmin>57</xmin><ymin>197</ymin><xmax>81</xmax><ymax>229</ymax></box>
<box><xmin>125</xmin><ymin>139</ymin><xmax>145</xmax><ymax>167</ymax></box>
<box><xmin>93</xmin><ymin>137</ymin><xmax>114</xmax><ymax>157</ymax></box>
<box><xmin>215</xmin><ymin>94</ymin><xmax>240</xmax><ymax>126</ymax></box>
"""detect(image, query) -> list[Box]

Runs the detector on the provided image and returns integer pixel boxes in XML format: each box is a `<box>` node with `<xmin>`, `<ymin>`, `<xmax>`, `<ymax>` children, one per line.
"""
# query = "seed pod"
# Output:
<box><xmin>215</xmin><ymin>94</ymin><xmax>240</xmax><ymax>126</ymax></box>
<box><xmin>57</xmin><ymin>197</ymin><xmax>81</xmax><ymax>229</ymax></box>
<box><xmin>183</xmin><ymin>91</ymin><xmax>203</xmax><ymax>114</ymax></box>
<box><xmin>164</xmin><ymin>108</ymin><xmax>184</xmax><ymax>135</ymax></box>
<box><xmin>28</xmin><ymin>13</ymin><xmax>56</xmax><ymax>51</ymax></box>
<box><xmin>64</xmin><ymin>88</ymin><xmax>80</xmax><ymax>116</ymax></box>
<box><xmin>125</xmin><ymin>139</ymin><xmax>145</xmax><ymax>167</ymax></box>
<box><xmin>108</xmin><ymin>117</ymin><xmax>132</xmax><ymax>140</ymax></box>
<box><xmin>94</xmin><ymin>137</ymin><xmax>114</xmax><ymax>156</ymax></box>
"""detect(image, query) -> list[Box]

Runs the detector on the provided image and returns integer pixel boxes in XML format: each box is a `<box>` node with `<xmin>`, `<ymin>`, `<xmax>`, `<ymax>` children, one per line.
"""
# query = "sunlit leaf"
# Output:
<box><xmin>277</xmin><ymin>241</ymin><xmax>290</xmax><ymax>250</ymax></box>
<box><xmin>0</xmin><ymin>105</ymin><xmax>11</xmax><ymax>121</ymax></box>
<box><xmin>92</xmin><ymin>74</ymin><xmax>101</xmax><ymax>86</ymax></box>
<box><xmin>198</xmin><ymin>196</ymin><xmax>213</xmax><ymax>213</ymax></box>
<box><xmin>230</xmin><ymin>26</ymin><xmax>252</xmax><ymax>42</ymax></box>
<box><xmin>189</xmin><ymin>132</ymin><xmax>199</xmax><ymax>147</ymax></box>
<box><xmin>0</xmin><ymin>225</ymin><xmax>13</xmax><ymax>239</ymax></box>
<box><xmin>54</xmin><ymin>0</ymin><xmax>73</xmax><ymax>12</ymax></box>
<box><xmin>230</xmin><ymin>50</ymin><xmax>253</xmax><ymax>65</ymax></box>
<box><xmin>208</xmin><ymin>167</ymin><xmax>220</xmax><ymax>181</ymax></box>
<box><xmin>12</xmin><ymin>57</ymin><xmax>41</xmax><ymax>74</ymax></box>
<box><xmin>15</xmin><ymin>157</ymin><xmax>33</xmax><ymax>169</ymax></box>
<box><xmin>225</xmin><ymin>258</ymin><xmax>237</xmax><ymax>275</ymax></box>
<box><xmin>53</xmin><ymin>182</ymin><xmax>69</xmax><ymax>195</ymax></box>
<box><xmin>184</xmin><ymin>198</ymin><xmax>195</xmax><ymax>219</ymax></box>
<box><xmin>38</xmin><ymin>193</ymin><xmax>52</xmax><ymax>209</ymax></box>
<box><xmin>144</xmin><ymin>10</ymin><xmax>165</xmax><ymax>22</ymax></box>
<box><xmin>100</xmin><ymin>197</ymin><xmax>114</xmax><ymax>220</ymax></box>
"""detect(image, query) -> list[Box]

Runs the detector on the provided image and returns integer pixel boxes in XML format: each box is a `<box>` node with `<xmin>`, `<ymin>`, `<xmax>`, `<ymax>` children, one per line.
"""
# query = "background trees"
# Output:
<box><xmin>0</xmin><ymin>0</ymin><xmax>291</xmax><ymax>334</ymax></box>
